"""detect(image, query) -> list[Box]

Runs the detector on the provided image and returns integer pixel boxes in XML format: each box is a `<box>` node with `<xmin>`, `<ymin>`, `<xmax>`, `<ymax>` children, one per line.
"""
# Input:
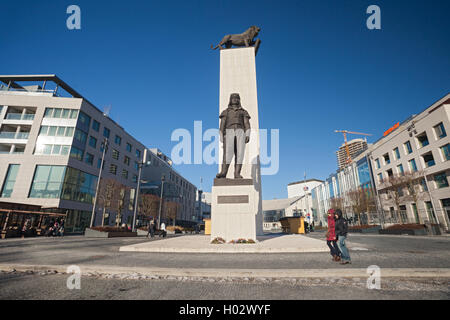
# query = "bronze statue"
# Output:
<box><xmin>216</xmin><ymin>93</ymin><xmax>251</xmax><ymax>179</ymax></box>
<box><xmin>211</xmin><ymin>26</ymin><xmax>261</xmax><ymax>55</ymax></box>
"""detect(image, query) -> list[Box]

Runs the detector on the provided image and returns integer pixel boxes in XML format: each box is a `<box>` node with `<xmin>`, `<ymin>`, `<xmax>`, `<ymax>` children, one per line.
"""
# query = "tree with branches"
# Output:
<box><xmin>96</xmin><ymin>178</ymin><xmax>122</xmax><ymax>226</ymax></box>
<box><xmin>139</xmin><ymin>193</ymin><xmax>160</xmax><ymax>221</ymax></box>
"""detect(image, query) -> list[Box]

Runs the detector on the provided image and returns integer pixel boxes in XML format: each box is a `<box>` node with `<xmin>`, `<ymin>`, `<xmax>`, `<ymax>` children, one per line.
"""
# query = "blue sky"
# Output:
<box><xmin>1</xmin><ymin>0</ymin><xmax>449</xmax><ymax>199</ymax></box>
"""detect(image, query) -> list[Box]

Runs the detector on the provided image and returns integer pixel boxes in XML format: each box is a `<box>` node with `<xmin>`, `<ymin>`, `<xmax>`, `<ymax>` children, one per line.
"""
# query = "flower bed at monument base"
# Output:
<box><xmin>210</xmin><ymin>237</ymin><xmax>256</xmax><ymax>244</ymax></box>
<box><xmin>85</xmin><ymin>227</ymin><xmax>137</xmax><ymax>238</ymax></box>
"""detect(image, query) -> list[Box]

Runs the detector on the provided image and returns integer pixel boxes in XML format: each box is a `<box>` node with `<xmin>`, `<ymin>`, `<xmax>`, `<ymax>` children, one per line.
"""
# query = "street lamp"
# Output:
<box><xmin>132</xmin><ymin>149</ymin><xmax>150</xmax><ymax>232</ymax></box>
<box><xmin>90</xmin><ymin>138</ymin><xmax>108</xmax><ymax>228</ymax></box>
<box><xmin>157</xmin><ymin>175</ymin><xmax>165</xmax><ymax>229</ymax></box>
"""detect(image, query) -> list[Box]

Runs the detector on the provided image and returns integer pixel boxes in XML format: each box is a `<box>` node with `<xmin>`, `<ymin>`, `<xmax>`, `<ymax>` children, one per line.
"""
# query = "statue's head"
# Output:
<box><xmin>249</xmin><ymin>26</ymin><xmax>261</xmax><ymax>37</ymax></box>
<box><xmin>228</xmin><ymin>93</ymin><xmax>241</xmax><ymax>107</ymax></box>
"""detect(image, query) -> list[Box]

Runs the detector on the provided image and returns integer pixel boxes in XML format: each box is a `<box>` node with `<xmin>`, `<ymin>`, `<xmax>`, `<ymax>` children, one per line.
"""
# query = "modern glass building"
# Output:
<box><xmin>0</xmin><ymin>75</ymin><xmax>197</xmax><ymax>233</ymax></box>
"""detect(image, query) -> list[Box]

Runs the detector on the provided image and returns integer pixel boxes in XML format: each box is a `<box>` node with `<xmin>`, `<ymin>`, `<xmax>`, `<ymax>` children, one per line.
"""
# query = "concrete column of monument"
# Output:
<box><xmin>210</xmin><ymin>27</ymin><xmax>264</xmax><ymax>242</ymax></box>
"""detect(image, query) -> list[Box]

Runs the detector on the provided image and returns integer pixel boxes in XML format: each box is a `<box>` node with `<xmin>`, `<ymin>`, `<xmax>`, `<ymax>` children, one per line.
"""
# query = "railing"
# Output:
<box><xmin>0</xmin><ymin>132</ymin><xmax>30</xmax><ymax>139</ymax></box>
<box><xmin>5</xmin><ymin>113</ymin><xmax>35</xmax><ymax>121</ymax></box>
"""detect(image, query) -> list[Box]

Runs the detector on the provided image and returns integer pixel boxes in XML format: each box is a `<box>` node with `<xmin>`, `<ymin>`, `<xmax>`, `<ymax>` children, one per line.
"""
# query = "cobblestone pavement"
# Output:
<box><xmin>0</xmin><ymin>233</ymin><xmax>449</xmax><ymax>270</ymax></box>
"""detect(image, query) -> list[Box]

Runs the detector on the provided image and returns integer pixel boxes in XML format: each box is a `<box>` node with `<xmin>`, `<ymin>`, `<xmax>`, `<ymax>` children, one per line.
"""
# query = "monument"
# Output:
<box><xmin>210</xmin><ymin>26</ymin><xmax>264</xmax><ymax>242</ymax></box>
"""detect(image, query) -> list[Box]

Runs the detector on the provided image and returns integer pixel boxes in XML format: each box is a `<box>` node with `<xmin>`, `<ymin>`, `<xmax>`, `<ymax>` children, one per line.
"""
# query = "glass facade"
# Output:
<box><xmin>61</xmin><ymin>167</ymin><xmax>98</xmax><ymax>204</ymax></box>
<box><xmin>29</xmin><ymin>165</ymin><xmax>66</xmax><ymax>198</ymax></box>
<box><xmin>1</xmin><ymin>164</ymin><xmax>20</xmax><ymax>198</ymax></box>
<box><xmin>357</xmin><ymin>158</ymin><xmax>371</xmax><ymax>189</ymax></box>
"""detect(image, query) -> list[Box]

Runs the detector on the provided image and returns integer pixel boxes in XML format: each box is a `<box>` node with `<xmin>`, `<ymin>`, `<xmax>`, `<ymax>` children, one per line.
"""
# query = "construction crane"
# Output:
<box><xmin>335</xmin><ymin>130</ymin><xmax>372</xmax><ymax>164</ymax></box>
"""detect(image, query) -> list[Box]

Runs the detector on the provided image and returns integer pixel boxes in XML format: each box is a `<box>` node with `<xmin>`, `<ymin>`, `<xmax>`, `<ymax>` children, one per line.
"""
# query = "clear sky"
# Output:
<box><xmin>1</xmin><ymin>0</ymin><xmax>449</xmax><ymax>200</ymax></box>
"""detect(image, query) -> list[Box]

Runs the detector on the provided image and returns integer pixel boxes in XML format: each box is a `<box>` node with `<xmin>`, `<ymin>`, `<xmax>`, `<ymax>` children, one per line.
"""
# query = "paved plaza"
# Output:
<box><xmin>0</xmin><ymin>232</ymin><xmax>449</xmax><ymax>299</ymax></box>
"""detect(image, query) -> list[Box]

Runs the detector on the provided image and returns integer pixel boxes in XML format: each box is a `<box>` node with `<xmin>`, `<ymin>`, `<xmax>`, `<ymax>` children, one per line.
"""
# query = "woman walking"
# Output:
<box><xmin>335</xmin><ymin>209</ymin><xmax>351</xmax><ymax>264</ymax></box>
<box><xmin>326</xmin><ymin>209</ymin><xmax>341</xmax><ymax>262</ymax></box>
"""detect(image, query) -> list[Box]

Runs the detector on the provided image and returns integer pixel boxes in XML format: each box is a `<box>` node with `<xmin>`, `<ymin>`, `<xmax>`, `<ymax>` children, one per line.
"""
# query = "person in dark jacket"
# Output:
<box><xmin>326</xmin><ymin>209</ymin><xmax>341</xmax><ymax>261</ymax></box>
<box><xmin>334</xmin><ymin>209</ymin><xmax>351</xmax><ymax>264</ymax></box>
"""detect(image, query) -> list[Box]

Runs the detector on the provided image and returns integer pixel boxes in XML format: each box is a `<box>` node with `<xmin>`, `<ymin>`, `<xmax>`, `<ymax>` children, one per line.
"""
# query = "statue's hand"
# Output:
<box><xmin>245</xmin><ymin>136</ymin><xmax>250</xmax><ymax>143</ymax></box>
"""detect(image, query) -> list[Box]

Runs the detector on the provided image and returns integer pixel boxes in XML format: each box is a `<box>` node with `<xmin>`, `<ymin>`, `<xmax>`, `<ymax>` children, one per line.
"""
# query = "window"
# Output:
<box><xmin>29</xmin><ymin>165</ymin><xmax>66</xmax><ymax>199</ymax></box>
<box><xmin>56</xmin><ymin>127</ymin><xmax>66</xmax><ymax>136</ymax></box>
<box><xmin>132</xmin><ymin>175</ymin><xmax>138</xmax><ymax>183</ymax></box>
<box><xmin>136</xmin><ymin>149</ymin><xmax>141</xmax><ymax>159</ymax></box>
<box><xmin>78</xmin><ymin>111</ymin><xmax>91</xmax><ymax>127</ymax></box>
<box><xmin>420</xmin><ymin>179</ymin><xmax>428</xmax><ymax>191</ymax></box>
<box><xmin>124</xmin><ymin>156</ymin><xmax>130</xmax><ymax>166</ymax></box>
<box><xmin>434</xmin><ymin>172</ymin><xmax>449</xmax><ymax>189</ymax></box>
<box><xmin>65</xmin><ymin>127</ymin><xmax>74</xmax><ymax>137</ymax></box>
<box><xmin>52</xmin><ymin>145</ymin><xmax>61</xmax><ymax>155</ymax></box>
<box><xmin>397</xmin><ymin>164</ymin><xmax>404</xmax><ymax>175</ymax></box>
<box><xmin>70</xmin><ymin>146</ymin><xmax>84</xmax><ymax>161</ymax></box>
<box><xmin>126</xmin><ymin>143</ymin><xmax>132</xmax><ymax>153</ymax></box>
<box><xmin>44</xmin><ymin>108</ymin><xmax>53</xmax><ymax>117</ymax></box>
<box><xmin>112</xmin><ymin>149</ymin><xmax>120</xmax><ymax>160</ymax></box>
<box><xmin>47</xmin><ymin>126</ymin><xmax>57</xmax><ymax>136</ymax></box>
<box><xmin>103</xmin><ymin>127</ymin><xmax>110</xmax><ymax>138</ymax></box>
<box><xmin>134</xmin><ymin>161</ymin><xmax>139</xmax><ymax>171</ymax></box>
<box><xmin>89</xmin><ymin>136</ymin><xmax>97</xmax><ymax>148</ymax></box>
<box><xmin>441</xmin><ymin>144</ymin><xmax>450</xmax><ymax>161</ymax></box>
<box><xmin>386</xmin><ymin>169</ymin><xmax>393</xmax><ymax>178</ymax></box>
<box><xmin>70</xmin><ymin>109</ymin><xmax>78</xmax><ymax>119</ymax></box>
<box><xmin>394</xmin><ymin>147</ymin><xmax>400</xmax><ymax>160</ymax></box>
<box><xmin>434</xmin><ymin>122</ymin><xmax>447</xmax><ymax>139</ymax></box>
<box><xmin>404</xmin><ymin>141</ymin><xmax>413</xmax><ymax>154</ymax></box>
<box><xmin>62</xmin><ymin>109</ymin><xmax>70</xmax><ymax>118</ymax></box>
<box><xmin>60</xmin><ymin>167</ymin><xmax>98</xmax><ymax>204</ymax></box>
<box><xmin>74</xmin><ymin>129</ymin><xmax>87</xmax><ymax>145</ymax></box>
<box><xmin>85</xmin><ymin>153</ymin><xmax>94</xmax><ymax>165</ymax></box>
<box><xmin>122</xmin><ymin>169</ymin><xmax>128</xmax><ymax>179</ymax></box>
<box><xmin>383</xmin><ymin>153</ymin><xmax>390</xmax><ymax>165</ymax></box>
<box><xmin>422</xmin><ymin>152</ymin><xmax>435</xmax><ymax>167</ymax></box>
<box><xmin>416</xmin><ymin>132</ymin><xmax>429</xmax><ymax>148</ymax></box>
<box><xmin>92</xmin><ymin>120</ymin><xmax>100</xmax><ymax>132</ymax></box>
<box><xmin>97</xmin><ymin>159</ymin><xmax>104</xmax><ymax>169</ymax></box>
<box><xmin>377</xmin><ymin>173</ymin><xmax>383</xmax><ymax>183</ymax></box>
<box><xmin>409</xmin><ymin>159</ymin><xmax>418</xmax><ymax>172</ymax></box>
<box><xmin>53</xmin><ymin>108</ymin><xmax>62</xmax><ymax>118</ymax></box>
<box><xmin>375</xmin><ymin>158</ymin><xmax>380</xmax><ymax>169</ymax></box>
<box><xmin>115</xmin><ymin>135</ymin><xmax>122</xmax><ymax>145</ymax></box>
<box><xmin>109</xmin><ymin>164</ymin><xmax>117</xmax><ymax>175</ymax></box>
<box><xmin>1</xmin><ymin>164</ymin><xmax>20</xmax><ymax>198</ymax></box>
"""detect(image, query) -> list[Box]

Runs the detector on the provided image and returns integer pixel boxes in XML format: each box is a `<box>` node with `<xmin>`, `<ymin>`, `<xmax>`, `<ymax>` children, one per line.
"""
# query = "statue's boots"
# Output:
<box><xmin>234</xmin><ymin>164</ymin><xmax>243</xmax><ymax>179</ymax></box>
<box><xmin>216</xmin><ymin>163</ymin><xmax>230</xmax><ymax>179</ymax></box>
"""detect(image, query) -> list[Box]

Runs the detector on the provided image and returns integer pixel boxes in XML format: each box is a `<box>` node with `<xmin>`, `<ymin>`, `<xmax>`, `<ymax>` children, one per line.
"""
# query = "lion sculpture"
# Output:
<box><xmin>211</xmin><ymin>26</ymin><xmax>261</xmax><ymax>54</ymax></box>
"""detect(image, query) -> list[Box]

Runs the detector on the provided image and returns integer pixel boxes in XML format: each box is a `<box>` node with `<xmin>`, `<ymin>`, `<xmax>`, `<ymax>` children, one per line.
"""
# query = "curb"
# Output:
<box><xmin>1</xmin><ymin>264</ymin><xmax>449</xmax><ymax>279</ymax></box>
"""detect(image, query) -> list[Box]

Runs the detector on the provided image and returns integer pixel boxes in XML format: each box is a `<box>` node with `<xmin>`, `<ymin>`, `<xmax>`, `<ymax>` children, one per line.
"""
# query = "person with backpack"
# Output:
<box><xmin>326</xmin><ymin>209</ymin><xmax>341</xmax><ymax>262</ymax></box>
<box><xmin>335</xmin><ymin>209</ymin><xmax>351</xmax><ymax>264</ymax></box>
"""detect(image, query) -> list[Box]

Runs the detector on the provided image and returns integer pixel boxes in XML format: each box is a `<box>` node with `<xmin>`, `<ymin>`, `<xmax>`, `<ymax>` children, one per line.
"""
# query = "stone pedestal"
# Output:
<box><xmin>211</xmin><ymin>46</ymin><xmax>264</xmax><ymax>242</ymax></box>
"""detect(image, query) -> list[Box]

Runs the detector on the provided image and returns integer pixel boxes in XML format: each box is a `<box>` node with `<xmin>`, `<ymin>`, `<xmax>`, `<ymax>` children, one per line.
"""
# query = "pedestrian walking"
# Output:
<box><xmin>147</xmin><ymin>220</ymin><xmax>155</xmax><ymax>238</ymax></box>
<box><xmin>160</xmin><ymin>222</ymin><xmax>167</xmax><ymax>238</ymax></box>
<box><xmin>334</xmin><ymin>209</ymin><xmax>351</xmax><ymax>264</ymax></box>
<box><xmin>326</xmin><ymin>209</ymin><xmax>341</xmax><ymax>262</ymax></box>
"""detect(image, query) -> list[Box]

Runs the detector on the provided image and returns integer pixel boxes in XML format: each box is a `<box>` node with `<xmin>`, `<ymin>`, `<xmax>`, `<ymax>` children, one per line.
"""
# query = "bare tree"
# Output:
<box><xmin>96</xmin><ymin>178</ymin><xmax>122</xmax><ymax>226</ymax></box>
<box><xmin>139</xmin><ymin>194</ymin><xmax>160</xmax><ymax>221</ymax></box>
<box><xmin>165</xmin><ymin>201</ymin><xmax>179</xmax><ymax>226</ymax></box>
<box><xmin>379</xmin><ymin>171</ymin><xmax>423</xmax><ymax>223</ymax></box>
<box><xmin>115</xmin><ymin>186</ymin><xmax>130</xmax><ymax>228</ymax></box>
<box><xmin>330</xmin><ymin>197</ymin><xmax>345</xmax><ymax>214</ymax></box>
<box><xmin>347</xmin><ymin>188</ymin><xmax>366</xmax><ymax>225</ymax></box>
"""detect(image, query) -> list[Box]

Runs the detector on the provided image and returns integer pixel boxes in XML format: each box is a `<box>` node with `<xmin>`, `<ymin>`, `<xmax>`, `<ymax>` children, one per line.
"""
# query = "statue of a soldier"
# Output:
<box><xmin>216</xmin><ymin>93</ymin><xmax>251</xmax><ymax>179</ymax></box>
